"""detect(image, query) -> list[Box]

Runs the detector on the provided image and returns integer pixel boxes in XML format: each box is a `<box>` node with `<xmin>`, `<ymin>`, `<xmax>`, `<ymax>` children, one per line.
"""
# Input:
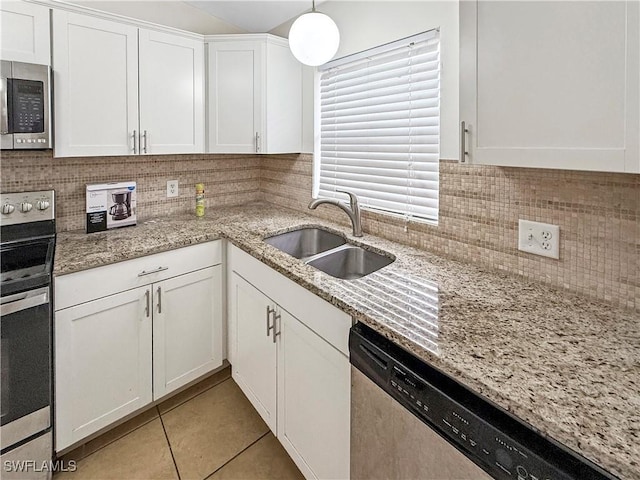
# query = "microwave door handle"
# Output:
<box><xmin>0</xmin><ymin>77</ymin><xmax>8</xmax><ymax>135</ymax></box>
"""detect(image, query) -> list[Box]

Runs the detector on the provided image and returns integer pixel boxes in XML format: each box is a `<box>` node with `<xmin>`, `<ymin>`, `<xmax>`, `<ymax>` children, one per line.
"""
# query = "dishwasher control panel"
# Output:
<box><xmin>350</xmin><ymin>323</ymin><xmax>618</xmax><ymax>480</ymax></box>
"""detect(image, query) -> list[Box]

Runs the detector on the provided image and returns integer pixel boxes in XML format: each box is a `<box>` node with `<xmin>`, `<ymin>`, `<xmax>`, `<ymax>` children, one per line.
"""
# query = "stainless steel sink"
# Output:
<box><xmin>307</xmin><ymin>245</ymin><xmax>394</xmax><ymax>280</ymax></box>
<box><xmin>264</xmin><ymin>227</ymin><xmax>346</xmax><ymax>260</ymax></box>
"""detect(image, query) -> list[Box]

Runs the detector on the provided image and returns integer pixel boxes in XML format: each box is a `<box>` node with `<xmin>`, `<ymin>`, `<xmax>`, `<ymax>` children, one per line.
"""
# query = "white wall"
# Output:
<box><xmin>271</xmin><ymin>1</ymin><xmax>459</xmax><ymax>158</ymax></box>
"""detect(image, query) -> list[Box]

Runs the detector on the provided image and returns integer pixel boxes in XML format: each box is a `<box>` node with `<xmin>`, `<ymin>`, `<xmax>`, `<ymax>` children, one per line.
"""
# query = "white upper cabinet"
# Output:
<box><xmin>52</xmin><ymin>11</ymin><xmax>204</xmax><ymax>157</ymax></box>
<box><xmin>53</xmin><ymin>11</ymin><xmax>139</xmax><ymax>157</ymax></box>
<box><xmin>207</xmin><ymin>35</ymin><xmax>302</xmax><ymax>154</ymax></box>
<box><xmin>0</xmin><ymin>1</ymin><xmax>50</xmax><ymax>64</ymax></box>
<box><xmin>460</xmin><ymin>1</ymin><xmax>639</xmax><ymax>173</ymax></box>
<box><xmin>139</xmin><ymin>29</ymin><xmax>204</xmax><ymax>154</ymax></box>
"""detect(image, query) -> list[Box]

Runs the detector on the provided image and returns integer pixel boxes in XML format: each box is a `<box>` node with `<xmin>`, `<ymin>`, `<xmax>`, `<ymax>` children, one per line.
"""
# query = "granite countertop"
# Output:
<box><xmin>55</xmin><ymin>203</ymin><xmax>640</xmax><ymax>479</ymax></box>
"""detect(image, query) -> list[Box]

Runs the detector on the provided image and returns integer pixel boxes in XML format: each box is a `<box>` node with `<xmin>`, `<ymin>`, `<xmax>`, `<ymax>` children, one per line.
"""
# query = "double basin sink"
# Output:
<box><xmin>264</xmin><ymin>227</ymin><xmax>394</xmax><ymax>280</ymax></box>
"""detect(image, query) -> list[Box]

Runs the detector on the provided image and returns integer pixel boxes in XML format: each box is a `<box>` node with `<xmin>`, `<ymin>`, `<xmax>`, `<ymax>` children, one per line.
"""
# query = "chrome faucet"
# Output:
<box><xmin>308</xmin><ymin>190</ymin><xmax>363</xmax><ymax>237</ymax></box>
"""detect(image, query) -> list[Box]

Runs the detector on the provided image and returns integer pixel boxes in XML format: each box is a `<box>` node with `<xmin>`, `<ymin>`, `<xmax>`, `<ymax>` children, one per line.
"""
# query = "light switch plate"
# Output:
<box><xmin>167</xmin><ymin>180</ymin><xmax>178</xmax><ymax>198</ymax></box>
<box><xmin>518</xmin><ymin>220</ymin><xmax>560</xmax><ymax>259</ymax></box>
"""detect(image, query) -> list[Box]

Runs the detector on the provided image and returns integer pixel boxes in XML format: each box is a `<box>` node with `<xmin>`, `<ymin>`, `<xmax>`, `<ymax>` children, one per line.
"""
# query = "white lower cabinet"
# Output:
<box><xmin>231</xmin><ymin>273</ymin><xmax>277</xmax><ymax>431</ymax></box>
<box><xmin>55</xmin><ymin>287</ymin><xmax>153</xmax><ymax>449</ymax></box>
<box><xmin>55</xmin><ymin>242</ymin><xmax>222</xmax><ymax>452</ymax></box>
<box><xmin>228</xmin><ymin>245</ymin><xmax>350</xmax><ymax>480</ymax></box>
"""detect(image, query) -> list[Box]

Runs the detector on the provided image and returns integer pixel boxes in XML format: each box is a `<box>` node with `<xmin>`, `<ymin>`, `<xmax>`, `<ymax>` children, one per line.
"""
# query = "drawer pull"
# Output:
<box><xmin>138</xmin><ymin>266</ymin><xmax>168</xmax><ymax>277</ymax></box>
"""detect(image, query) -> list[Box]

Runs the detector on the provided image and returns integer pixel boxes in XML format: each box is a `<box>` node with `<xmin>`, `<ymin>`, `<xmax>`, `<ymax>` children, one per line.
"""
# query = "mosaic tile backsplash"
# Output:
<box><xmin>1</xmin><ymin>150</ymin><xmax>638</xmax><ymax>310</ymax></box>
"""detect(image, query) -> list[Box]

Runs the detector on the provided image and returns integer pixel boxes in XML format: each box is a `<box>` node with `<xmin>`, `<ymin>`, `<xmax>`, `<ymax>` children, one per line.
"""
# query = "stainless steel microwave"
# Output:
<box><xmin>1</xmin><ymin>61</ymin><xmax>52</xmax><ymax>150</ymax></box>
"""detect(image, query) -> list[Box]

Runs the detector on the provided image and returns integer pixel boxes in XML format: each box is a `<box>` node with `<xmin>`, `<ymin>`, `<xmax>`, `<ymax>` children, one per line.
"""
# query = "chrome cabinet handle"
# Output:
<box><xmin>132</xmin><ymin>130</ymin><xmax>138</xmax><ymax>154</ymax></box>
<box><xmin>145</xmin><ymin>290</ymin><xmax>150</xmax><ymax>318</ymax></box>
<box><xmin>138</xmin><ymin>266</ymin><xmax>168</xmax><ymax>277</ymax></box>
<box><xmin>157</xmin><ymin>286</ymin><xmax>162</xmax><ymax>314</ymax></box>
<box><xmin>255</xmin><ymin>132</ymin><xmax>260</xmax><ymax>153</ymax></box>
<box><xmin>142</xmin><ymin>130</ymin><xmax>148</xmax><ymax>153</ymax></box>
<box><xmin>460</xmin><ymin>121</ymin><xmax>469</xmax><ymax>163</ymax></box>
<box><xmin>272</xmin><ymin>311</ymin><xmax>281</xmax><ymax>343</ymax></box>
<box><xmin>266</xmin><ymin>305</ymin><xmax>275</xmax><ymax>336</ymax></box>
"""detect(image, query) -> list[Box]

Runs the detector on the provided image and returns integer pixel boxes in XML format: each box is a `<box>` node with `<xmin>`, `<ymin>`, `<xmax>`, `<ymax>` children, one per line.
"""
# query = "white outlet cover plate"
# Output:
<box><xmin>518</xmin><ymin>219</ymin><xmax>560</xmax><ymax>259</ymax></box>
<box><xmin>167</xmin><ymin>180</ymin><xmax>179</xmax><ymax>198</ymax></box>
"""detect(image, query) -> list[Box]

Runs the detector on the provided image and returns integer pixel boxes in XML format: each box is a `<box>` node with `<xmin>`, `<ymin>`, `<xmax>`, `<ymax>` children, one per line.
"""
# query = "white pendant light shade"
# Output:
<box><xmin>289</xmin><ymin>11</ymin><xmax>340</xmax><ymax>66</ymax></box>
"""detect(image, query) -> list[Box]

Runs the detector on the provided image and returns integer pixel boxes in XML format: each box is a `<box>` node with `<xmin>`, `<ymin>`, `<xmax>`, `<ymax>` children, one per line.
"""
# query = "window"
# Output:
<box><xmin>314</xmin><ymin>29</ymin><xmax>440</xmax><ymax>222</ymax></box>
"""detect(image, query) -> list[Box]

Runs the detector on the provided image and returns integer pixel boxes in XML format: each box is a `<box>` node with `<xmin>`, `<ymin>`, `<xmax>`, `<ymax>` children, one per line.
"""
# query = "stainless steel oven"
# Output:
<box><xmin>1</xmin><ymin>61</ymin><xmax>52</xmax><ymax>150</ymax></box>
<box><xmin>1</xmin><ymin>190</ymin><xmax>55</xmax><ymax>480</ymax></box>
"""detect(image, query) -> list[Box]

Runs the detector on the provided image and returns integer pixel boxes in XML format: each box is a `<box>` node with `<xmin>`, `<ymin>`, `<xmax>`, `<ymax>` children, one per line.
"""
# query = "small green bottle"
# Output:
<box><xmin>195</xmin><ymin>183</ymin><xmax>205</xmax><ymax>217</ymax></box>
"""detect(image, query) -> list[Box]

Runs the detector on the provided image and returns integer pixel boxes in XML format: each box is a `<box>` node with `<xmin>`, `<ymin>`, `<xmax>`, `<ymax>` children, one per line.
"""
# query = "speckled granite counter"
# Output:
<box><xmin>55</xmin><ymin>203</ymin><xmax>640</xmax><ymax>479</ymax></box>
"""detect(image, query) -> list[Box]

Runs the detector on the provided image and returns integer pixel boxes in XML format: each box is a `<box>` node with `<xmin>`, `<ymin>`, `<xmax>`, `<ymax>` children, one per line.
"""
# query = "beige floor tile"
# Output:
<box><xmin>206</xmin><ymin>433</ymin><xmax>304</xmax><ymax>480</ymax></box>
<box><xmin>158</xmin><ymin>365</ymin><xmax>231</xmax><ymax>415</ymax></box>
<box><xmin>161</xmin><ymin>379</ymin><xmax>269</xmax><ymax>480</ymax></box>
<box><xmin>54</xmin><ymin>419</ymin><xmax>177</xmax><ymax>480</ymax></box>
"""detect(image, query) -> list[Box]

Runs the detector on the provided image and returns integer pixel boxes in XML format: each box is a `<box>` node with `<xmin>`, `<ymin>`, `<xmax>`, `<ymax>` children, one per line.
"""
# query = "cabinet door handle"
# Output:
<box><xmin>142</xmin><ymin>130</ymin><xmax>148</xmax><ymax>154</ymax></box>
<box><xmin>255</xmin><ymin>132</ymin><xmax>260</xmax><ymax>153</ymax></box>
<box><xmin>157</xmin><ymin>286</ymin><xmax>162</xmax><ymax>314</ymax></box>
<box><xmin>266</xmin><ymin>306</ymin><xmax>275</xmax><ymax>336</ymax></box>
<box><xmin>460</xmin><ymin>121</ymin><xmax>469</xmax><ymax>163</ymax></box>
<box><xmin>145</xmin><ymin>289</ymin><xmax>150</xmax><ymax>318</ymax></box>
<box><xmin>138</xmin><ymin>266</ymin><xmax>168</xmax><ymax>277</ymax></box>
<box><xmin>272</xmin><ymin>311</ymin><xmax>281</xmax><ymax>344</ymax></box>
<box><xmin>132</xmin><ymin>130</ymin><xmax>138</xmax><ymax>154</ymax></box>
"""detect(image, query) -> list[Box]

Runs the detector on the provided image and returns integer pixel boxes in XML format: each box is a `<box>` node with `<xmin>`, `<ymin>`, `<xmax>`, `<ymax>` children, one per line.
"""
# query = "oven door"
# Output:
<box><xmin>0</xmin><ymin>286</ymin><xmax>51</xmax><ymax>450</ymax></box>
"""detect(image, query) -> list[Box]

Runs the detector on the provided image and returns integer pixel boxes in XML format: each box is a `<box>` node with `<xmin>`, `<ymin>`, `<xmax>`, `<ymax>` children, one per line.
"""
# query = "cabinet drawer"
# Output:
<box><xmin>55</xmin><ymin>241</ymin><xmax>221</xmax><ymax>310</ymax></box>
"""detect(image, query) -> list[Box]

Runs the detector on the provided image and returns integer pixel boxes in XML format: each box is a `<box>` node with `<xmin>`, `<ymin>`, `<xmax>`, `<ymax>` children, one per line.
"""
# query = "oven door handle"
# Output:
<box><xmin>0</xmin><ymin>287</ymin><xmax>49</xmax><ymax>316</ymax></box>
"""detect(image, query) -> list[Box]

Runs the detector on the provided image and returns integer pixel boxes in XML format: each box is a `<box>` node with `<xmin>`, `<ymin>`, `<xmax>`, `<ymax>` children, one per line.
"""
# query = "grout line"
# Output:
<box><xmin>159</xmin><ymin>374</ymin><xmax>232</xmax><ymax>416</ymax></box>
<box><xmin>203</xmin><ymin>431</ymin><xmax>271</xmax><ymax>480</ymax></box>
<box><xmin>158</xmin><ymin>406</ymin><xmax>182</xmax><ymax>480</ymax></box>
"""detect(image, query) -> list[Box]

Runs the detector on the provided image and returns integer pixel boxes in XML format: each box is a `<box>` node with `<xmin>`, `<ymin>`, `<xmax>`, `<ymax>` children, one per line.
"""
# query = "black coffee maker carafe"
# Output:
<box><xmin>109</xmin><ymin>191</ymin><xmax>132</xmax><ymax>220</ymax></box>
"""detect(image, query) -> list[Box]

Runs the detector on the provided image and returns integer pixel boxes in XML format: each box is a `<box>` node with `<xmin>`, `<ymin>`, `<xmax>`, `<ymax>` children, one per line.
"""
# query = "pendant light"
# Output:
<box><xmin>288</xmin><ymin>0</ymin><xmax>340</xmax><ymax>66</ymax></box>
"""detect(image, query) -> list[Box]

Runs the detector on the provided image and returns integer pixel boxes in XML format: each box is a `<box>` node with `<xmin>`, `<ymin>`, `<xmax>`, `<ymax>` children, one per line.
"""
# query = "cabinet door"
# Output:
<box><xmin>264</xmin><ymin>41</ymin><xmax>302</xmax><ymax>153</ymax></box>
<box><xmin>0</xmin><ymin>1</ymin><xmax>50</xmax><ymax>64</ymax></box>
<box><xmin>460</xmin><ymin>1</ymin><xmax>639</xmax><ymax>172</ymax></box>
<box><xmin>139</xmin><ymin>29</ymin><xmax>204</xmax><ymax>154</ymax></box>
<box><xmin>207</xmin><ymin>40</ymin><xmax>263</xmax><ymax>153</ymax></box>
<box><xmin>277</xmin><ymin>308</ymin><xmax>350</xmax><ymax>480</ymax></box>
<box><xmin>52</xmin><ymin>11</ymin><xmax>139</xmax><ymax>157</ymax></box>
<box><xmin>55</xmin><ymin>287</ymin><xmax>152</xmax><ymax>451</ymax></box>
<box><xmin>153</xmin><ymin>266</ymin><xmax>223</xmax><ymax>400</ymax></box>
<box><xmin>229</xmin><ymin>272</ymin><xmax>276</xmax><ymax>431</ymax></box>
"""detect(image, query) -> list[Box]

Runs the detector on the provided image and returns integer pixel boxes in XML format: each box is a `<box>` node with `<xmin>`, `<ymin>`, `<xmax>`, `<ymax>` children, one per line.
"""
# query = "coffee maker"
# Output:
<box><xmin>109</xmin><ymin>190</ymin><xmax>132</xmax><ymax>220</ymax></box>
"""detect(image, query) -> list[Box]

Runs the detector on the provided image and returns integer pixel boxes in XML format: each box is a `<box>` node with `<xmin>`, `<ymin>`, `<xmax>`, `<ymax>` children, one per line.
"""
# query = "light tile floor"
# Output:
<box><xmin>55</xmin><ymin>368</ymin><xmax>304</xmax><ymax>480</ymax></box>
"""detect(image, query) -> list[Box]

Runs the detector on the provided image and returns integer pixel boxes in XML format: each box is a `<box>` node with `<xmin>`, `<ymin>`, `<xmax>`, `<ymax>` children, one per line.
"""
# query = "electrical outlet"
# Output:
<box><xmin>518</xmin><ymin>220</ymin><xmax>560</xmax><ymax>259</ymax></box>
<box><xmin>167</xmin><ymin>180</ymin><xmax>178</xmax><ymax>198</ymax></box>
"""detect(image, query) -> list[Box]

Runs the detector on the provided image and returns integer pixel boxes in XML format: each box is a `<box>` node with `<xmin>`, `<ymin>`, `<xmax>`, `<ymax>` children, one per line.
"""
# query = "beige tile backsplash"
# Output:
<box><xmin>1</xmin><ymin>150</ymin><xmax>638</xmax><ymax>310</ymax></box>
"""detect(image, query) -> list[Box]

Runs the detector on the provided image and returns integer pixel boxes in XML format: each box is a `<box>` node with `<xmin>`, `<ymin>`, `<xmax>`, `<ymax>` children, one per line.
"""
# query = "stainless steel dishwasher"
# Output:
<box><xmin>349</xmin><ymin>322</ymin><xmax>617</xmax><ymax>480</ymax></box>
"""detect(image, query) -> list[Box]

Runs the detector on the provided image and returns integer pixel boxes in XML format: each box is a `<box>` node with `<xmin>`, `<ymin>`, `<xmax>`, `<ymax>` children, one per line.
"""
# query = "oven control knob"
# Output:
<box><xmin>1</xmin><ymin>203</ymin><xmax>15</xmax><ymax>215</ymax></box>
<box><xmin>36</xmin><ymin>200</ymin><xmax>50</xmax><ymax>211</ymax></box>
<box><xmin>20</xmin><ymin>202</ymin><xmax>33</xmax><ymax>213</ymax></box>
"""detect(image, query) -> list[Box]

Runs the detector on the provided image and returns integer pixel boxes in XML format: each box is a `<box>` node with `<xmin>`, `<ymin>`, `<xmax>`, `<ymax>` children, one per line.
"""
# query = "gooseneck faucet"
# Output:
<box><xmin>308</xmin><ymin>190</ymin><xmax>363</xmax><ymax>237</ymax></box>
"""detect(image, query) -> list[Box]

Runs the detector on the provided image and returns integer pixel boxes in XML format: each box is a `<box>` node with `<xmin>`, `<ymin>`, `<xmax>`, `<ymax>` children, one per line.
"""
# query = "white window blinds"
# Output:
<box><xmin>315</xmin><ymin>29</ymin><xmax>440</xmax><ymax>221</ymax></box>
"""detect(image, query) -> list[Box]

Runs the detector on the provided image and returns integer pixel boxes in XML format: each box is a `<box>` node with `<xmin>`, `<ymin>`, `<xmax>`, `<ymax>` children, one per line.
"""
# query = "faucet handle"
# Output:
<box><xmin>336</xmin><ymin>189</ymin><xmax>359</xmax><ymax>207</ymax></box>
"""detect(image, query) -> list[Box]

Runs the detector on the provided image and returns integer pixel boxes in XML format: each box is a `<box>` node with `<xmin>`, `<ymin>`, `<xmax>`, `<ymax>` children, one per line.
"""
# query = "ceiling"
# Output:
<box><xmin>185</xmin><ymin>1</ymin><xmax>325</xmax><ymax>33</ymax></box>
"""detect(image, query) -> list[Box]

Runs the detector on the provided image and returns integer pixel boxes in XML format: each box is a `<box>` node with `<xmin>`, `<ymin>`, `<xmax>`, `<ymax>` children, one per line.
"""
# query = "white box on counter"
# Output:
<box><xmin>86</xmin><ymin>181</ymin><xmax>137</xmax><ymax>233</ymax></box>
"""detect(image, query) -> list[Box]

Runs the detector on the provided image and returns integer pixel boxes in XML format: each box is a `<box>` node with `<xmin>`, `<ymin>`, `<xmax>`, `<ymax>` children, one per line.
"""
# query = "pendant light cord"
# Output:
<box><xmin>312</xmin><ymin>0</ymin><xmax>316</xmax><ymax>12</ymax></box>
